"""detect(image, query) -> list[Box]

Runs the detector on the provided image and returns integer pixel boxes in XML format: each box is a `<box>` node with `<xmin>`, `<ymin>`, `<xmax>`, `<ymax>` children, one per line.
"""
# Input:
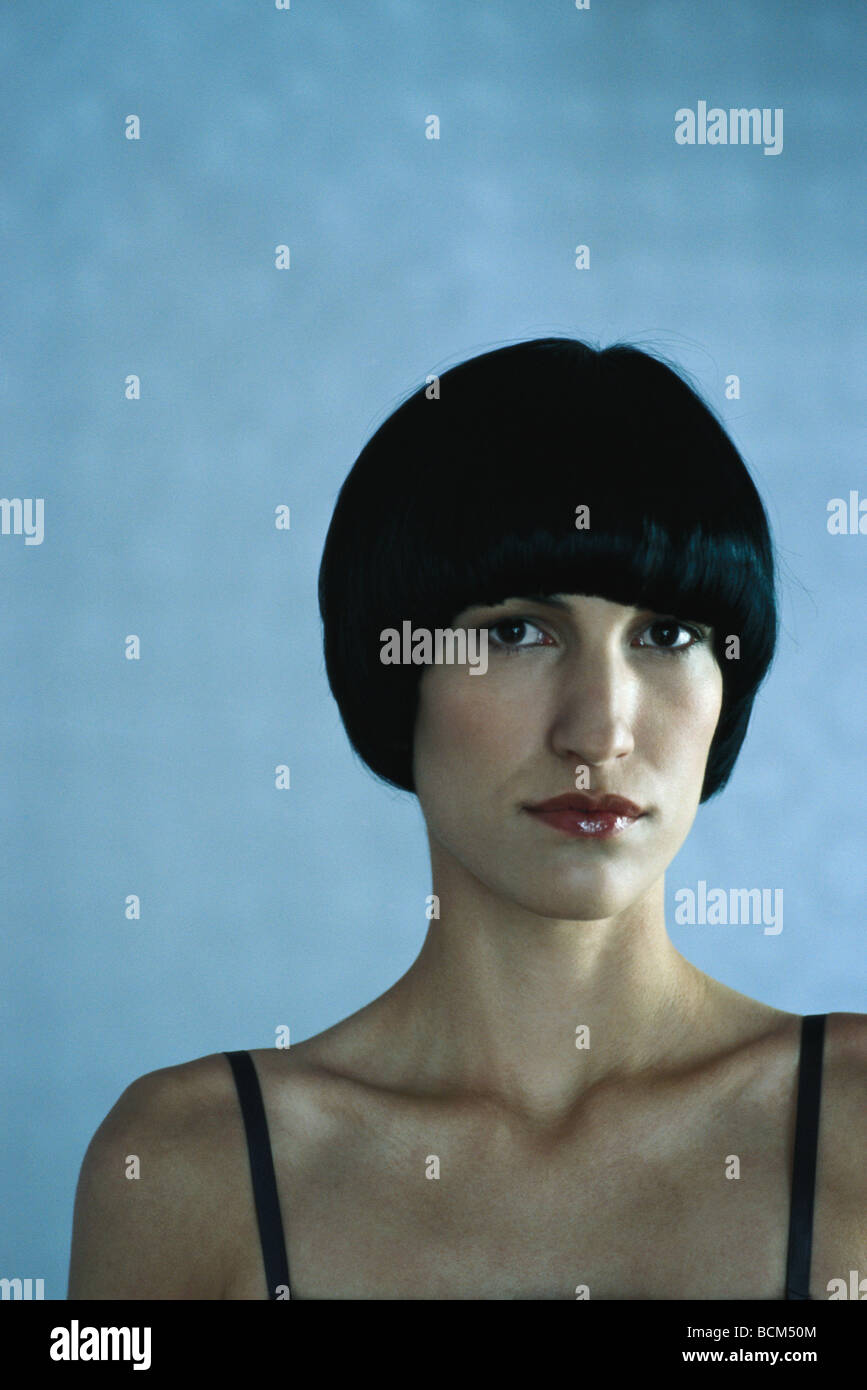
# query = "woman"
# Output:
<box><xmin>68</xmin><ymin>338</ymin><xmax>866</xmax><ymax>1300</ymax></box>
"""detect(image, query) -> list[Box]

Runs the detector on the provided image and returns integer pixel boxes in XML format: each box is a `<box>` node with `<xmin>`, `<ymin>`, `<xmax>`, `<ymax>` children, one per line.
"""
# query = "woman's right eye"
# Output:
<box><xmin>487</xmin><ymin>618</ymin><xmax>549</xmax><ymax>652</ymax></box>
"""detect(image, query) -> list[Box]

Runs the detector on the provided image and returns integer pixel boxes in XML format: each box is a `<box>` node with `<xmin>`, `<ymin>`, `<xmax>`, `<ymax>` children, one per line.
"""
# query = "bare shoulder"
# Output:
<box><xmin>812</xmin><ymin>1012</ymin><xmax>867</xmax><ymax>1287</ymax></box>
<box><xmin>739</xmin><ymin>1008</ymin><xmax>866</xmax><ymax>1157</ymax></box>
<box><xmin>820</xmin><ymin>1011</ymin><xmax>867</xmax><ymax>1136</ymax></box>
<box><xmin>68</xmin><ymin>1053</ymin><xmax>254</xmax><ymax>1300</ymax></box>
<box><xmin>820</xmin><ymin>1011</ymin><xmax>867</xmax><ymax>1135</ymax></box>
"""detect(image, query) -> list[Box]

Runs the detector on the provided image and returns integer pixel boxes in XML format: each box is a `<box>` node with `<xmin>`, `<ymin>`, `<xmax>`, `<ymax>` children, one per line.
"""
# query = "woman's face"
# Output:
<box><xmin>411</xmin><ymin>593</ymin><xmax>724</xmax><ymax>922</ymax></box>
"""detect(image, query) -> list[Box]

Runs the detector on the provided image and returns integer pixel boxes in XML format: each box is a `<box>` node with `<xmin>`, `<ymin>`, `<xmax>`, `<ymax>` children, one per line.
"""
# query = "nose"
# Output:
<box><xmin>548</xmin><ymin>642</ymin><xmax>636</xmax><ymax>768</ymax></box>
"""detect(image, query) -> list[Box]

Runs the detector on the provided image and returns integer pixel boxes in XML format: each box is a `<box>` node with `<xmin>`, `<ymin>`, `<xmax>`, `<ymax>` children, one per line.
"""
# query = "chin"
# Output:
<box><xmin>500</xmin><ymin>876</ymin><xmax>651</xmax><ymax>925</ymax></box>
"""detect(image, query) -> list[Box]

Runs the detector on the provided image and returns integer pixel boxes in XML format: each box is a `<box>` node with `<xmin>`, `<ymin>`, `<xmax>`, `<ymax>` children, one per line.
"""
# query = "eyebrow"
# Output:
<box><xmin>480</xmin><ymin>593</ymin><xmax>577</xmax><ymax>610</ymax></box>
<box><xmin>475</xmin><ymin>594</ymin><xmax>713</xmax><ymax>628</ymax></box>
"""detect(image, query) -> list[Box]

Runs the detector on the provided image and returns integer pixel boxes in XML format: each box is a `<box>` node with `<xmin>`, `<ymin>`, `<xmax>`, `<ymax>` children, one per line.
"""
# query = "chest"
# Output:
<box><xmin>225</xmin><ymin>1098</ymin><xmax>795</xmax><ymax>1300</ymax></box>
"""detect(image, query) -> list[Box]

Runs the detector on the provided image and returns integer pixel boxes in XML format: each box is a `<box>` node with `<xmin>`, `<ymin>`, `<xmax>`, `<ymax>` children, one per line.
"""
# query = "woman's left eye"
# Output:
<box><xmin>634</xmin><ymin>620</ymin><xmax>705</xmax><ymax>653</ymax></box>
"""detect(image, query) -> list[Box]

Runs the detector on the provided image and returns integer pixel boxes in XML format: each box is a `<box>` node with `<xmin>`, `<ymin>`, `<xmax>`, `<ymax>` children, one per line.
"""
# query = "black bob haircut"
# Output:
<box><xmin>318</xmin><ymin>337</ymin><xmax>778</xmax><ymax>804</ymax></box>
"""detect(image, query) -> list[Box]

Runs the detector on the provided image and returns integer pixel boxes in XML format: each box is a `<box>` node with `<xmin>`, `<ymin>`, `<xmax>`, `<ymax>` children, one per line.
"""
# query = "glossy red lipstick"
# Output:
<box><xmin>523</xmin><ymin>792</ymin><xmax>645</xmax><ymax>840</ymax></box>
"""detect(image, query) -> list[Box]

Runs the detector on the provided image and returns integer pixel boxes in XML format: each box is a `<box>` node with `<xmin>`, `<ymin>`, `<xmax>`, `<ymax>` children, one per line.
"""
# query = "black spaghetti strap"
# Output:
<box><xmin>785</xmin><ymin>1014</ymin><xmax>826</xmax><ymax>1300</ymax></box>
<box><xmin>224</xmin><ymin>1051</ymin><xmax>291</xmax><ymax>1300</ymax></box>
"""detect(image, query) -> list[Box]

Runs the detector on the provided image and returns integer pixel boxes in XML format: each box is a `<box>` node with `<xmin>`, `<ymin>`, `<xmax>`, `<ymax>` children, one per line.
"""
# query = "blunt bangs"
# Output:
<box><xmin>318</xmin><ymin>338</ymin><xmax>778</xmax><ymax>802</ymax></box>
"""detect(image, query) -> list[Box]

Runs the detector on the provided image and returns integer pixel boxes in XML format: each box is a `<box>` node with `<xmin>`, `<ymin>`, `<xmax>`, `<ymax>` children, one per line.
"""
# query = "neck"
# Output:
<box><xmin>375</xmin><ymin>841</ymin><xmax>720</xmax><ymax>1124</ymax></box>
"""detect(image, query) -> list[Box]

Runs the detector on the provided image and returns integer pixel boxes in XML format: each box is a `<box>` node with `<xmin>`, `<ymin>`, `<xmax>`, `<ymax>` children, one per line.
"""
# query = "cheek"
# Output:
<box><xmin>667</xmin><ymin>668</ymin><xmax>724</xmax><ymax>769</ymax></box>
<box><xmin>635</xmin><ymin>662</ymin><xmax>722</xmax><ymax>777</ymax></box>
<box><xmin>412</xmin><ymin>670</ymin><xmax>530</xmax><ymax>798</ymax></box>
<box><xmin>697</xmin><ymin>665</ymin><xmax>725</xmax><ymax>739</ymax></box>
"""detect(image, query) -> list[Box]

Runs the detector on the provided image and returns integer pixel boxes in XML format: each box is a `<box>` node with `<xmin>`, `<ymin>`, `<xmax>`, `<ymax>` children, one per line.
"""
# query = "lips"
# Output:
<box><xmin>524</xmin><ymin>792</ymin><xmax>644</xmax><ymax>819</ymax></box>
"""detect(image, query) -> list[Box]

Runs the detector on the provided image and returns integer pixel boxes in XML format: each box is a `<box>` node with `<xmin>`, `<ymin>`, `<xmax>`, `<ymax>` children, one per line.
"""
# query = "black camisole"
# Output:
<box><xmin>224</xmin><ymin>1012</ymin><xmax>827</xmax><ymax>1300</ymax></box>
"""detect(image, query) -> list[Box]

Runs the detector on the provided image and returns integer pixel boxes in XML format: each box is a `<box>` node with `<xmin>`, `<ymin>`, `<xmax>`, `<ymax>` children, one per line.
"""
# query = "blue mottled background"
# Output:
<box><xmin>0</xmin><ymin>0</ymin><xmax>863</xmax><ymax>1296</ymax></box>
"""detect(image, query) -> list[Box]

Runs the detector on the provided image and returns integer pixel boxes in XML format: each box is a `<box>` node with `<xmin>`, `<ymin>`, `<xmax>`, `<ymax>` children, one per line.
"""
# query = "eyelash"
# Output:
<box><xmin>484</xmin><ymin>617</ymin><xmax>709</xmax><ymax>657</ymax></box>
